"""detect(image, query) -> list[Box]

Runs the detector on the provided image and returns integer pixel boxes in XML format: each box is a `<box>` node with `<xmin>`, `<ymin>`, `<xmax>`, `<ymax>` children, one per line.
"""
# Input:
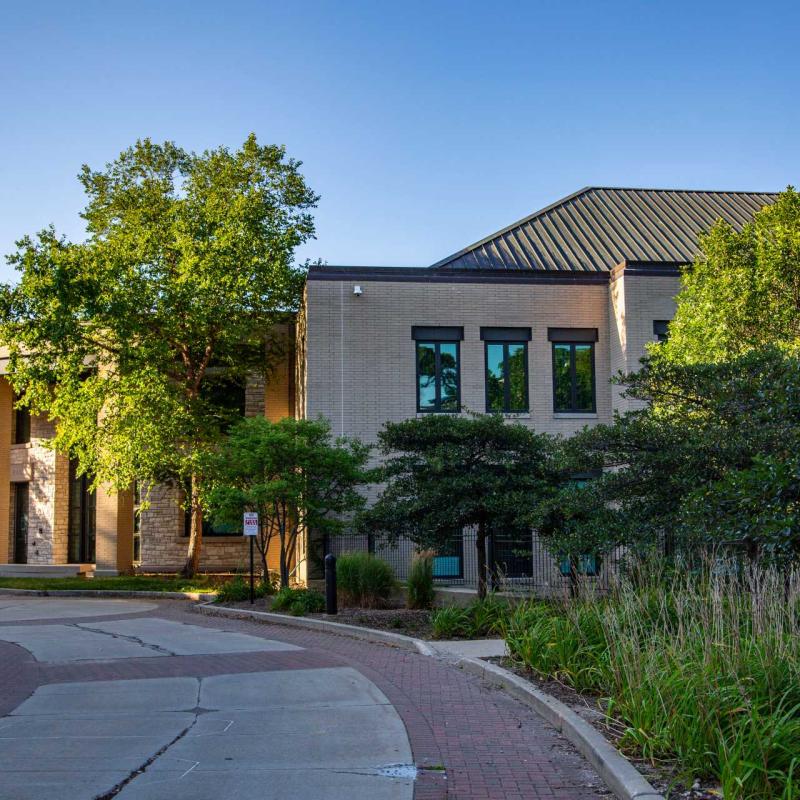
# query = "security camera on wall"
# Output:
<box><xmin>353</xmin><ymin>285</ymin><xmax>363</xmax><ymax>296</ymax></box>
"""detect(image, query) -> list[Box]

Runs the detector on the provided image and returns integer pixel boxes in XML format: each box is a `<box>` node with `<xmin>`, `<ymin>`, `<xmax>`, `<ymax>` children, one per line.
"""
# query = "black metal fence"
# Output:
<box><xmin>324</xmin><ymin>529</ymin><xmax>625</xmax><ymax>597</ymax></box>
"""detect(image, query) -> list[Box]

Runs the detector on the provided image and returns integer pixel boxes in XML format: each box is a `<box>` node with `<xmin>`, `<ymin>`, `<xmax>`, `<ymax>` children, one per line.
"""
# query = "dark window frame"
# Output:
<box><xmin>14</xmin><ymin>405</ymin><xmax>30</xmax><ymax>445</ymax></box>
<box><xmin>483</xmin><ymin>340</ymin><xmax>529</xmax><ymax>413</ymax></box>
<box><xmin>653</xmin><ymin>320</ymin><xmax>670</xmax><ymax>343</ymax></box>
<box><xmin>551</xmin><ymin>341</ymin><xmax>597</xmax><ymax>413</ymax></box>
<box><xmin>68</xmin><ymin>460</ymin><xmax>96</xmax><ymax>563</ymax></box>
<box><xmin>415</xmin><ymin>340</ymin><xmax>462</xmax><ymax>413</ymax></box>
<box><xmin>433</xmin><ymin>532</ymin><xmax>465</xmax><ymax>580</ymax></box>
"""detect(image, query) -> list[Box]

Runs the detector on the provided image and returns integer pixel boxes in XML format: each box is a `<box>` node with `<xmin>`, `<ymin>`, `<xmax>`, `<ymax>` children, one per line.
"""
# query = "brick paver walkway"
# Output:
<box><xmin>0</xmin><ymin>598</ymin><xmax>609</xmax><ymax>799</ymax></box>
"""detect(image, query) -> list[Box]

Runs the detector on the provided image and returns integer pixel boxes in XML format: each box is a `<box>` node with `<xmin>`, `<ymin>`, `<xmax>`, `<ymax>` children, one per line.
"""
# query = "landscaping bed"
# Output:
<box><xmin>490</xmin><ymin>656</ymin><xmax>719</xmax><ymax>800</ymax></box>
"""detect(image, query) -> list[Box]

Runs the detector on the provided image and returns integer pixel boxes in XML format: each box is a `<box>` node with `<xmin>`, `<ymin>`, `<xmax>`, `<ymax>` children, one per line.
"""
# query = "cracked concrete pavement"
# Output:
<box><xmin>0</xmin><ymin>595</ymin><xmax>609</xmax><ymax>800</ymax></box>
<box><xmin>0</xmin><ymin>598</ymin><xmax>413</xmax><ymax>800</ymax></box>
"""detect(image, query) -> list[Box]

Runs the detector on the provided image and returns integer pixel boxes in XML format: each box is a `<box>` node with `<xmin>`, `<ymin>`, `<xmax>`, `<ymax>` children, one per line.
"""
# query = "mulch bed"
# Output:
<box><xmin>307</xmin><ymin>607</ymin><xmax>434</xmax><ymax>637</ymax></box>
<box><xmin>489</xmin><ymin>657</ymin><xmax>721</xmax><ymax>800</ymax></box>
<box><xmin>216</xmin><ymin>598</ymin><xmax>435</xmax><ymax>637</ymax></box>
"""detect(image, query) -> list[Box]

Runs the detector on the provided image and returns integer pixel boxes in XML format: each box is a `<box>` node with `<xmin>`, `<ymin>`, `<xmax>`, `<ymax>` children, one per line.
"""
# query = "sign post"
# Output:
<box><xmin>243</xmin><ymin>512</ymin><xmax>259</xmax><ymax>604</ymax></box>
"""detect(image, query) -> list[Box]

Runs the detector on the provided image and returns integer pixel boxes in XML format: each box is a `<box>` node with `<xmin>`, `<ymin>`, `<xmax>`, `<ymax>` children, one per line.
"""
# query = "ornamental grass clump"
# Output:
<box><xmin>406</xmin><ymin>552</ymin><xmax>436</xmax><ymax>609</ymax></box>
<box><xmin>504</xmin><ymin>564</ymin><xmax>800</xmax><ymax>799</ymax></box>
<box><xmin>335</xmin><ymin>552</ymin><xmax>396</xmax><ymax>608</ymax></box>
<box><xmin>431</xmin><ymin>595</ymin><xmax>512</xmax><ymax>639</ymax></box>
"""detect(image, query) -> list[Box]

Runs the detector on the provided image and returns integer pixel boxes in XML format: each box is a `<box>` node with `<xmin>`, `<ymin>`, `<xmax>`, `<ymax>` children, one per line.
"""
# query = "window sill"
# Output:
<box><xmin>416</xmin><ymin>411</ymin><xmax>462</xmax><ymax>417</ymax></box>
<box><xmin>553</xmin><ymin>412</ymin><xmax>598</xmax><ymax>419</ymax></box>
<box><xmin>499</xmin><ymin>412</ymin><xmax>531</xmax><ymax>419</ymax></box>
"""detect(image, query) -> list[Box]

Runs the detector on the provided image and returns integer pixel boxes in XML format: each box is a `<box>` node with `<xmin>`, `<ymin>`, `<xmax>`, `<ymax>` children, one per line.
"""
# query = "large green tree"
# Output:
<box><xmin>661</xmin><ymin>187</ymin><xmax>800</xmax><ymax>364</ymax></box>
<box><xmin>0</xmin><ymin>135</ymin><xmax>317</xmax><ymax>575</ymax></box>
<box><xmin>206</xmin><ymin>416</ymin><xmax>371</xmax><ymax>588</ymax></box>
<box><xmin>361</xmin><ymin>414</ymin><xmax>559</xmax><ymax>597</ymax></box>
<box><xmin>536</xmin><ymin>348</ymin><xmax>800</xmax><ymax>564</ymax></box>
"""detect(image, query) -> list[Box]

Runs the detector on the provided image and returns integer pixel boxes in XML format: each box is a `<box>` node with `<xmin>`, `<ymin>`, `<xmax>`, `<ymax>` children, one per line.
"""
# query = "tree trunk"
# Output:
<box><xmin>258</xmin><ymin>527</ymin><xmax>270</xmax><ymax>584</ymax></box>
<box><xmin>182</xmin><ymin>475</ymin><xmax>203</xmax><ymax>577</ymax></box>
<box><xmin>476</xmin><ymin>522</ymin><xmax>488</xmax><ymax>599</ymax></box>
<box><xmin>279</xmin><ymin>531</ymin><xmax>290</xmax><ymax>589</ymax></box>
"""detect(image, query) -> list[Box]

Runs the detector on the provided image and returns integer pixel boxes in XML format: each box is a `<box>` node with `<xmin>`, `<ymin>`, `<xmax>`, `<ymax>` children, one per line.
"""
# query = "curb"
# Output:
<box><xmin>196</xmin><ymin>601</ymin><xmax>437</xmax><ymax>655</ymax></box>
<box><xmin>199</xmin><ymin>602</ymin><xmax>661</xmax><ymax>800</ymax></box>
<box><xmin>0</xmin><ymin>587</ymin><xmax>216</xmax><ymax>601</ymax></box>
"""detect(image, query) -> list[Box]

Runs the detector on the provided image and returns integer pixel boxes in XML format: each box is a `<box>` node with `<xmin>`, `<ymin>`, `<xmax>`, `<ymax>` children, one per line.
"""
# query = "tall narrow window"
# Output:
<box><xmin>68</xmin><ymin>460</ymin><xmax>96</xmax><ymax>563</ymax></box>
<box><xmin>548</xmin><ymin>328</ymin><xmax>597</xmax><ymax>413</ymax></box>
<box><xmin>14</xmin><ymin>405</ymin><xmax>30</xmax><ymax>444</ymax></box>
<box><xmin>412</xmin><ymin>327</ymin><xmax>462</xmax><ymax>413</ymax></box>
<box><xmin>482</xmin><ymin>327</ymin><xmax>530</xmax><ymax>412</ymax></box>
<box><xmin>132</xmin><ymin>482</ymin><xmax>142</xmax><ymax>564</ymax></box>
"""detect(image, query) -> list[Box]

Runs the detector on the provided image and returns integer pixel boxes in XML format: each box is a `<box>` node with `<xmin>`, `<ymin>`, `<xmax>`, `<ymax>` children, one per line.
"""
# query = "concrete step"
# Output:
<box><xmin>0</xmin><ymin>564</ymin><xmax>94</xmax><ymax>578</ymax></box>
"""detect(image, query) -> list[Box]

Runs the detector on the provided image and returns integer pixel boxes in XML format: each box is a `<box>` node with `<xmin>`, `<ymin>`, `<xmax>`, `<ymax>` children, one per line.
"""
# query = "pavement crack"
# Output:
<box><xmin>93</xmin><ymin>679</ymin><xmax>202</xmax><ymax>800</ymax></box>
<box><xmin>73</xmin><ymin>624</ymin><xmax>176</xmax><ymax>656</ymax></box>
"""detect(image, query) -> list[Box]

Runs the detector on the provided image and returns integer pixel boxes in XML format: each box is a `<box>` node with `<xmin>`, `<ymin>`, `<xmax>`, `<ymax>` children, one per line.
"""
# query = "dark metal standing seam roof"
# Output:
<box><xmin>430</xmin><ymin>187</ymin><xmax>778</xmax><ymax>272</ymax></box>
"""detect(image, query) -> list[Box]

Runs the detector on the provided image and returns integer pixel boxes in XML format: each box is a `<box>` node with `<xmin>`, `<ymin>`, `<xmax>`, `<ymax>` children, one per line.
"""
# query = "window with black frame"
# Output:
<box><xmin>132</xmin><ymin>481</ymin><xmax>142</xmax><ymax>564</ymax></box>
<box><xmin>14</xmin><ymin>401</ymin><xmax>30</xmax><ymax>444</ymax></box>
<box><xmin>432</xmin><ymin>531</ymin><xmax>464</xmax><ymax>579</ymax></box>
<box><xmin>481</xmin><ymin>327</ymin><xmax>531</xmax><ymax>413</ymax></box>
<box><xmin>412</xmin><ymin>326</ymin><xmax>462</xmax><ymax>413</ymax></box>
<box><xmin>183</xmin><ymin>490</ymin><xmax>242</xmax><ymax>537</ymax></box>
<box><xmin>549</xmin><ymin>328</ymin><xmax>597</xmax><ymax>413</ymax></box>
<box><xmin>653</xmin><ymin>320</ymin><xmax>670</xmax><ymax>343</ymax></box>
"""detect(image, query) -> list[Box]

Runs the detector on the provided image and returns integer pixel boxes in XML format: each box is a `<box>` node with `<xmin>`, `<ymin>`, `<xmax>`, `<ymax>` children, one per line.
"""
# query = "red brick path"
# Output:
<box><xmin>0</xmin><ymin>599</ymin><xmax>609</xmax><ymax>799</ymax></box>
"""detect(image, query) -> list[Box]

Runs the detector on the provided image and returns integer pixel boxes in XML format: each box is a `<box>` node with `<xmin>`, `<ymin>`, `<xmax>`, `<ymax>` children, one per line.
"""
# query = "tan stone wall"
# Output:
<box><xmin>245</xmin><ymin>374</ymin><xmax>266</xmax><ymax>418</ymax></box>
<box><xmin>305</xmin><ymin>278</ymin><xmax>614</xmax><ymax>447</ymax></box>
<box><xmin>138</xmin><ymin>482</ymin><xmax>277</xmax><ymax>573</ymax></box>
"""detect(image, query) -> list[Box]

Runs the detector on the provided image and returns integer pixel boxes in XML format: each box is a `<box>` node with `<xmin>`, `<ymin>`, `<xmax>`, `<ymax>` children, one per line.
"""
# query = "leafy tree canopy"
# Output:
<box><xmin>0</xmin><ymin>135</ymin><xmax>317</xmax><ymax>573</ymax></box>
<box><xmin>361</xmin><ymin>414</ymin><xmax>560</xmax><ymax>597</ymax></box>
<box><xmin>537</xmin><ymin>347</ymin><xmax>800</xmax><ymax>563</ymax></box>
<box><xmin>660</xmin><ymin>187</ymin><xmax>800</xmax><ymax>364</ymax></box>
<box><xmin>205</xmin><ymin>416</ymin><xmax>372</xmax><ymax>588</ymax></box>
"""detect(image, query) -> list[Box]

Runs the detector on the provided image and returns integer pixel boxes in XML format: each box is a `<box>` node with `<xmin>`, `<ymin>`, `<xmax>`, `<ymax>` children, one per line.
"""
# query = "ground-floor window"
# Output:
<box><xmin>132</xmin><ymin>482</ymin><xmax>142</xmax><ymax>564</ymax></box>
<box><xmin>12</xmin><ymin>482</ymin><xmax>28</xmax><ymax>564</ymax></box>
<box><xmin>491</xmin><ymin>523</ymin><xmax>533</xmax><ymax>579</ymax></box>
<box><xmin>433</xmin><ymin>533</ymin><xmax>464</xmax><ymax>579</ymax></box>
<box><xmin>68</xmin><ymin>460</ymin><xmax>96</xmax><ymax>563</ymax></box>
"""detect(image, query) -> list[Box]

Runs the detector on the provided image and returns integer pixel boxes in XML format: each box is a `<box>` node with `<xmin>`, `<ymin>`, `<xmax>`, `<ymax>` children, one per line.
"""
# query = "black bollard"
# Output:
<box><xmin>324</xmin><ymin>553</ymin><xmax>337</xmax><ymax>615</ymax></box>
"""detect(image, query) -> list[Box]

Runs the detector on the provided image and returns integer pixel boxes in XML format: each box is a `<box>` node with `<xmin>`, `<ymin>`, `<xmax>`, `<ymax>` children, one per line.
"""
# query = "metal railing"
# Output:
<box><xmin>324</xmin><ymin>529</ymin><xmax>625</xmax><ymax>597</ymax></box>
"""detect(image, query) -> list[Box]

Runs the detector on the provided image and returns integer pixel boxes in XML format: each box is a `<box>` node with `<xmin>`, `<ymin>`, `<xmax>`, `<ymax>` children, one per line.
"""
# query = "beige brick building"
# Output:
<box><xmin>0</xmin><ymin>187</ymin><xmax>776</xmax><ymax>577</ymax></box>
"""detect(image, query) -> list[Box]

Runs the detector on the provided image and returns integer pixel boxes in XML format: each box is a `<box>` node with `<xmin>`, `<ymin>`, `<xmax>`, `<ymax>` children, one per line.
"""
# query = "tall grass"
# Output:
<box><xmin>503</xmin><ymin>564</ymin><xmax>800</xmax><ymax>799</ymax></box>
<box><xmin>336</xmin><ymin>552</ymin><xmax>396</xmax><ymax>608</ymax></box>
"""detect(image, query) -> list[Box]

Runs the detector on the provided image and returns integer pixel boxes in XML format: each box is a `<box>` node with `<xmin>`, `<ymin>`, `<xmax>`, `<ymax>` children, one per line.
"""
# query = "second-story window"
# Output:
<box><xmin>412</xmin><ymin>326</ymin><xmax>462</xmax><ymax>413</ymax></box>
<box><xmin>13</xmin><ymin>397</ymin><xmax>30</xmax><ymax>445</ymax></box>
<box><xmin>481</xmin><ymin>327</ymin><xmax>531</xmax><ymax>413</ymax></box>
<box><xmin>549</xmin><ymin>328</ymin><xmax>598</xmax><ymax>413</ymax></box>
<box><xmin>653</xmin><ymin>320</ymin><xmax>670</xmax><ymax>343</ymax></box>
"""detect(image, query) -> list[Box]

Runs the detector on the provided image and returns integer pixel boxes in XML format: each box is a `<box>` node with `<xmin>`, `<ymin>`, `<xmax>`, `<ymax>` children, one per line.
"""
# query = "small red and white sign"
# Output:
<box><xmin>243</xmin><ymin>512</ymin><xmax>259</xmax><ymax>536</ymax></box>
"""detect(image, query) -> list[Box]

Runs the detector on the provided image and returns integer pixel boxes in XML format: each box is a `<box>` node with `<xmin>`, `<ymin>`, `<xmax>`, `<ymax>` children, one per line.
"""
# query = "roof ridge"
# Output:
<box><xmin>584</xmin><ymin>186</ymin><xmax>779</xmax><ymax>194</ymax></box>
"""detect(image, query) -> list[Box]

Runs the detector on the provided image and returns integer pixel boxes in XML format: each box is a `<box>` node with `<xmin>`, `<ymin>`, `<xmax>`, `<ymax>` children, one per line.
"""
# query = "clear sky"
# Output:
<box><xmin>1</xmin><ymin>0</ymin><xmax>798</xmax><ymax>282</ymax></box>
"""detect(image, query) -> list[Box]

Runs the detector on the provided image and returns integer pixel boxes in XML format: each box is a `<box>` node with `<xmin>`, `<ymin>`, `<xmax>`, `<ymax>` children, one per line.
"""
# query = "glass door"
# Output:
<box><xmin>13</xmin><ymin>483</ymin><xmax>28</xmax><ymax>564</ymax></box>
<box><xmin>68</xmin><ymin>461</ymin><xmax>96</xmax><ymax>563</ymax></box>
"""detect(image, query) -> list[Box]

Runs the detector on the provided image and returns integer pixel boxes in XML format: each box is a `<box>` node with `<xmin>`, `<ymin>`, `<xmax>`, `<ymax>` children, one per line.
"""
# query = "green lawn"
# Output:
<box><xmin>0</xmin><ymin>575</ymin><xmax>229</xmax><ymax>593</ymax></box>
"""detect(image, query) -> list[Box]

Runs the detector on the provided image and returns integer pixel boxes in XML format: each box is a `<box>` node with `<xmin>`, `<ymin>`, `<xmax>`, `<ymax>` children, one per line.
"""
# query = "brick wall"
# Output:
<box><xmin>305</xmin><ymin>278</ymin><xmax>616</xmax><ymax>447</ymax></box>
<box><xmin>610</xmin><ymin>271</ymin><xmax>680</xmax><ymax>413</ymax></box>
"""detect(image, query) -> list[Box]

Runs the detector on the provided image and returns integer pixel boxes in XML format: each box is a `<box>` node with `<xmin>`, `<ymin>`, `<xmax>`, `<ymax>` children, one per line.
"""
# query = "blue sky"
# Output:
<box><xmin>1</xmin><ymin>1</ymin><xmax>798</xmax><ymax>282</ymax></box>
